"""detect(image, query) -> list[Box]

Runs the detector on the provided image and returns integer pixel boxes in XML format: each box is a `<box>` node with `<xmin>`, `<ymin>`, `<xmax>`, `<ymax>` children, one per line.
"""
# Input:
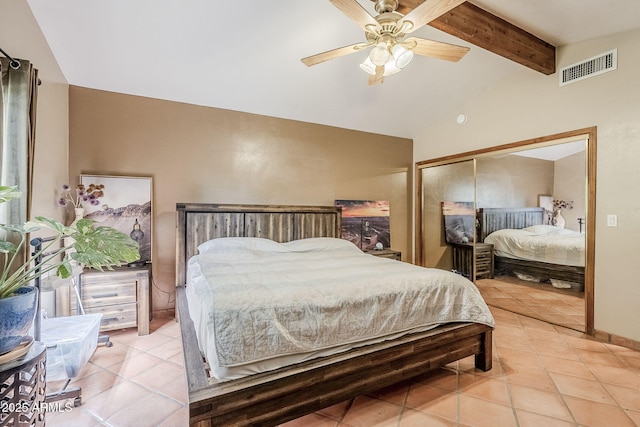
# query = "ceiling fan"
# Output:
<box><xmin>301</xmin><ymin>0</ymin><xmax>470</xmax><ymax>85</ymax></box>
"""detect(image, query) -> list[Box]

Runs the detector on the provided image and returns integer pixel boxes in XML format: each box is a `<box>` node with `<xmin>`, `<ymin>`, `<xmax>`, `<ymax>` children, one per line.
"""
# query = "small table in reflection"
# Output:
<box><xmin>451</xmin><ymin>242</ymin><xmax>494</xmax><ymax>280</ymax></box>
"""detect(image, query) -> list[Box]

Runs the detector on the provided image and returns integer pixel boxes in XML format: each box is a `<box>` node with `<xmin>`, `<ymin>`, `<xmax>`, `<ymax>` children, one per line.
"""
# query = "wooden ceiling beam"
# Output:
<box><xmin>397</xmin><ymin>1</ymin><xmax>556</xmax><ymax>75</ymax></box>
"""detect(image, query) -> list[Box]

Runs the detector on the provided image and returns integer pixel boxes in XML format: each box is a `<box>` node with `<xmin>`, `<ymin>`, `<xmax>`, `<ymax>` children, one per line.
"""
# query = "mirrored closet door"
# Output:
<box><xmin>416</xmin><ymin>128</ymin><xmax>596</xmax><ymax>334</ymax></box>
<box><xmin>420</xmin><ymin>160</ymin><xmax>475</xmax><ymax>272</ymax></box>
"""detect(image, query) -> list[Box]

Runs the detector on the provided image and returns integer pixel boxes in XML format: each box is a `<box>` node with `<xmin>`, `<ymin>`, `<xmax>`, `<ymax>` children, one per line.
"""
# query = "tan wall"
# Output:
<box><xmin>554</xmin><ymin>151</ymin><xmax>587</xmax><ymax>233</ymax></box>
<box><xmin>69</xmin><ymin>87</ymin><xmax>413</xmax><ymax>316</ymax></box>
<box><xmin>476</xmin><ymin>155</ymin><xmax>555</xmax><ymax>209</ymax></box>
<box><xmin>414</xmin><ymin>28</ymin><xmax>640</xmax><ymax>341</ymax></box>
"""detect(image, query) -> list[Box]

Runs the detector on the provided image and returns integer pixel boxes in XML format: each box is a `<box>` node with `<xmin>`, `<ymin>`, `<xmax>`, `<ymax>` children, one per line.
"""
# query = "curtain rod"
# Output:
<box><xmin>0</xmin><ymin>47</ymin><xmax>21</xmax><ymax>69</ymax></box>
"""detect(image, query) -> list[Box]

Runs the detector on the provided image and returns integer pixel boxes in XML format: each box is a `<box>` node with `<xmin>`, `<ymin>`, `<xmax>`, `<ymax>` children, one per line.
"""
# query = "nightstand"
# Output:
<box><xmin>71</xmin><ymin>264</ymin><xmax>151</xmax><ymax>335</ymax></box>
<box><xmin>451</xmin><ymin>243</ymin><xmax>494</xmax><ymax>280</ymax></box>
<box><xmin>365</xmin><ymin>249</ymin><xmax>402</xmax><ymax>261</ymax></box>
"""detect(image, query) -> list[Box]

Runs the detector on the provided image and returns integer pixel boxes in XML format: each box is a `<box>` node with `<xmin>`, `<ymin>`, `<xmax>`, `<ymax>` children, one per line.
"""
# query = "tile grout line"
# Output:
<box><xmin>561</xmin><ymin>331</ymin><xmax>640</xmax><ymax>426</ymax></box>
<box><xmin>495</xmin><ymin>308</ymin><xmax>579</xmax><ymax>426</ymax></box>
<box><xmin>78</xmin><ymin>330</ymin><xmax>187</xmax><ymax>426</ymax></box>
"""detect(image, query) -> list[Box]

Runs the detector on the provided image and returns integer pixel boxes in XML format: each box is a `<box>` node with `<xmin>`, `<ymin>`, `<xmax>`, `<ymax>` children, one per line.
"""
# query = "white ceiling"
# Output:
<box><xmin>26</xmin><ymin>0</ymin><xmax>640</xmax><ymax>139</ymax></box>
<box><xmin>512</xmin><ymin>140</ymin><xmax>586</xmax><ymax>162</ymax></box>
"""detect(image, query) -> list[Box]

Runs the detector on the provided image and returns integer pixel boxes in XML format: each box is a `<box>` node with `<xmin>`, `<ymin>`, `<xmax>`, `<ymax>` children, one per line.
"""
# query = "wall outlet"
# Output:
<box><xmin>607</xmin><ymin>214</ymin><xmax>618</xmax><ymax>227</ymax></box>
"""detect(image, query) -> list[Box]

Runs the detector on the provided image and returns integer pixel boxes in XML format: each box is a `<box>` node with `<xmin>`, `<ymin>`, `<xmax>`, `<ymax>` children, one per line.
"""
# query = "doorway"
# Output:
<box><xmin>415</xmin><ymin>127</ymin><xmax>596</xmax><ymax>334</ymax></box>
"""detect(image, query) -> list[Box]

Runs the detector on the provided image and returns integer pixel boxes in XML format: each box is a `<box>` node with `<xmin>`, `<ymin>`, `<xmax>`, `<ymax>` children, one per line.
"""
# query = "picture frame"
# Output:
<box><xmin>334</xmin><ymin>200</ymin><xmax>390</xmax><ymax>251</ymax></box>
<box><xmin>80</xmin><ymin>174</ymin><xmax>152</xmax><ymax>264</ymax></box>
<box><xmin>538</xmin><ymin>194</ymin><xmax>553</xmax><ymax>224</ymax></box>
<box><xmin>442</xmin><ymin>201</ymin><xmax>475</xmax><ymax>244</ymax></box>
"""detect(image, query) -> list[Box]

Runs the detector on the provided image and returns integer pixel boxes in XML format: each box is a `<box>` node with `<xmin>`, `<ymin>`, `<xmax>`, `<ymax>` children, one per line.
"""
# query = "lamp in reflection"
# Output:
<box><xmin>128</xmin><ymin>218</ymin><xmax>146</xmax><ymax>267</ymax></box>
<box><xmin>360</xmin><ymin>220</ymin><xmax>370</xmax><ymax>251</ymax></box>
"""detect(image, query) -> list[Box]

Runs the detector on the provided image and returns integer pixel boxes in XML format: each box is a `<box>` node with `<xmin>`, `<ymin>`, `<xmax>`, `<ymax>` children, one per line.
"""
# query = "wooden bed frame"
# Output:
<box><xmin>477</xmin><ymin>207</ymin><xmax>585</xmax><ymax>286</ymax></box>
<box><xmin>176</xmin><ymin>203</ymin><xmax>493</xmax><ymax>427</ymax></box>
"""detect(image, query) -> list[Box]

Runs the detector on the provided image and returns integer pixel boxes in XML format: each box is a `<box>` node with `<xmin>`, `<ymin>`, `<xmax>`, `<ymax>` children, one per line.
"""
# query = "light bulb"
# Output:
<box><xmin>383</xmin><ymin>60</ymin><xmax>401</xmax><ymax>76</ymax></box>
<box><xmin>391</xmin><ymin>44</ymin><xmax>414</xmax><ymax>69</ymax></box>
<box><xmin>359</xmin><ymin>57</ymin><xmax>377</xmax><ymax>75</ymax></box>
<box><xmin>369</xmin><ymin>43</ymin><xmax>390</xmax><ymax>66</ymax></box>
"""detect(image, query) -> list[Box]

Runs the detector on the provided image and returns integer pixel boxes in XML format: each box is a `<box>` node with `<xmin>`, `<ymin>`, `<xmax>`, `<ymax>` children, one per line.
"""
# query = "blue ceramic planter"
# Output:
<box><xmin>0</xmin><ymin>286</ymin><xmax>38</xmax><ymax>355</ymax></box>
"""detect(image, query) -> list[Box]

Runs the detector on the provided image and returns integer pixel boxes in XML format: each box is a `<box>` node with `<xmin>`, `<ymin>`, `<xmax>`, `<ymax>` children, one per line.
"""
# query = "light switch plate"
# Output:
<box><xmin>607</xmin><ymin>214</ymin><xmax>618</xmax><ymax>227</ymax></box>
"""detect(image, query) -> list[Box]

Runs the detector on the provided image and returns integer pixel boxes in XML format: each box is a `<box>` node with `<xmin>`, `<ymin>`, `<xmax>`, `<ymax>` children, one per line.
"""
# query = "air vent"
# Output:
<box><xmin>559</xmin><ymin>49</ymin><xmax>617</xmax><ymax>86</ymax></box>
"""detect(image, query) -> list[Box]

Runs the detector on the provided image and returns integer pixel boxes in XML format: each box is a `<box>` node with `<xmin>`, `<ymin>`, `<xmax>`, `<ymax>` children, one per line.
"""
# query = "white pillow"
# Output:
<box><xmin>522</xmin><ymin>224</ymin><xmax>556</xmax><ymax>235</ymax></box>
<box><xmin>283</xmin><ymin>237</ymin><xmax>360</xmax><ymax>253</ymax></box>
<box><xmin>197</xmin><ymin>237</ymin><xmax>288</xmax><ymax>254</ymax></box>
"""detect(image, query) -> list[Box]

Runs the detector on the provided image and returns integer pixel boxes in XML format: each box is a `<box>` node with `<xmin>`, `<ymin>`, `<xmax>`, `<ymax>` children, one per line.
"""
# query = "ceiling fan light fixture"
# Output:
<box><xmin>383</xmin><ymin>59</ymin><xmax>401</xmax><ymax>76</ymax></box>
<box><xmin>301</xmin><ymin>0</ymin><xmax>471</xmax><ymax>84</ymax></box>
<box><xmin>359</xmin><ymin>57</ymin><xmax>377</xmax><ymax>75</ymax></box>
<box><xmin>391</xmin><ymin>44</ymin><xmax>414</xmax><ymax>68</ymax></box>
<box><xmin>369</xmin><ymin>42</ymin><xmax>390</xmax><ymax>66</ymax></box>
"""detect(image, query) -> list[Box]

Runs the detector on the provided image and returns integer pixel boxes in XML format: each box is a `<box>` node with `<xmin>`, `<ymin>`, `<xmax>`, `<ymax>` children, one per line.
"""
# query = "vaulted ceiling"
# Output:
<box><xmin>25</xmin><ymin>0</ymin><xmax>640</xmax><ymax>138</ymax></box>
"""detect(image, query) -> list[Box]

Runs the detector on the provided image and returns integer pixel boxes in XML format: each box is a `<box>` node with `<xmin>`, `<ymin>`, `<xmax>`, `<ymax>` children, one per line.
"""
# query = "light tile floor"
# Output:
<box><xmin>45</xmin><ymin>308</ymin><xmax>640</xmax><ymax>427</ymax></box>
<box><xmin>477</xmin><ymin>275</ymin><xmax>585</xmax><ymax>331</ymax></box>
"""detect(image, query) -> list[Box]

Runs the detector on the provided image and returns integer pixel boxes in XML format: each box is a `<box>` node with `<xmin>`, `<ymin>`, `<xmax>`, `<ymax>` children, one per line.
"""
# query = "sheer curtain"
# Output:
<box><xmin>0</xmin><ymin>56</ymin><xmax>39</xmax><ymax>264</ymax></box>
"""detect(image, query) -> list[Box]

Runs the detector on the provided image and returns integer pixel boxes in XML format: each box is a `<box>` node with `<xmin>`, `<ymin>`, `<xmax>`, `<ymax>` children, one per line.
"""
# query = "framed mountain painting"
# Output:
<box><xmin>80</xmin><ymin>174</ymin><xmax>152</xmax><ymax>264</ymax></box>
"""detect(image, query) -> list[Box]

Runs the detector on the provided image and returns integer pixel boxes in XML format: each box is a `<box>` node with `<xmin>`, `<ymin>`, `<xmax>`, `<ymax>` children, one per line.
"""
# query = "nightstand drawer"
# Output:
<box><xmin>79</xmin><ymin>282</ymin><xmax>137</xmax><ymax>309</ymax></box>
<box><xmin>475</xmin><ymin>249</ymin><xmax>492</xmax><ymax>260</ymax></box>
<box><xmin>84</xmin><ymin>303</ymin><xmax>138</xmax><ymax>331</ymax></box>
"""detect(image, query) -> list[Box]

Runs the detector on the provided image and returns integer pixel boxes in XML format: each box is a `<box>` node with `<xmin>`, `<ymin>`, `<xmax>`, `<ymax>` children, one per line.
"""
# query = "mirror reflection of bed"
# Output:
<box><xmin>474</xmin><ymin>207</ymin><xmax>585</xmax><ymax>332</ymax></box>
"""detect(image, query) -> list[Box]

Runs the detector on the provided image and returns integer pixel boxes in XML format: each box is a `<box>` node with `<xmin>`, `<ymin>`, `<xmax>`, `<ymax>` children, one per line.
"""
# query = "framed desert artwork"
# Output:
<box><xmin>80</xmin><ymin>174</ymin><xmax>152</xmax><ymax>264</ymax></box>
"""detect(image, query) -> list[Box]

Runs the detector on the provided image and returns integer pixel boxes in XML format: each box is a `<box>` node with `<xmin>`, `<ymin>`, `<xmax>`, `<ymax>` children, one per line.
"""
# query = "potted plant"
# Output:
<box><xmin>0</xmin><ymin>185</ymin><xmax>140</xmax><ymax>355</ymax></box>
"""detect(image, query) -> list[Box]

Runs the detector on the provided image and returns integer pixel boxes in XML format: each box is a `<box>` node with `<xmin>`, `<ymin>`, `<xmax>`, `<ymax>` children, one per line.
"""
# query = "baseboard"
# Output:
<box><xmin>594</xmin><ymin>329</ymin><xmax>640</xmax><ymax>352</ymax></box>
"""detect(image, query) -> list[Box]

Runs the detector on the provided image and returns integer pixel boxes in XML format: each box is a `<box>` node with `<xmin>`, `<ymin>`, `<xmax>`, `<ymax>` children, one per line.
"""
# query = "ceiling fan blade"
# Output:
<box><xmin>368</xmin><ymin>65</ymin><xmax>384</xmax><ymax>85</ymax></box>
<box><xmin>330</xmin><ymin>0</ymin><xmax>381</xmax><ymax>32</ymax></box>
<box><xmin>405</xmin><ymin>37</ymin><xmax>469</xmax><ymax>62</ymax></box>
<box><xmin>398</xmin><ymin>0</ymin><xmax>466</xmax><ymax>33</ymax></box>
<box><xmin>301</xmin><ymin>42</ymin><xmax>369</xmax><ymax>67</ymax></box>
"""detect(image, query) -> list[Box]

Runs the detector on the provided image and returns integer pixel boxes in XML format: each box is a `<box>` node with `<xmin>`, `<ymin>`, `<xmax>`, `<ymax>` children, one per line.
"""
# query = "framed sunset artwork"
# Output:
<box><xmin>334</xmin><ymin>200</ymin><xmax>390</xmax><ymax>250</ymax></box>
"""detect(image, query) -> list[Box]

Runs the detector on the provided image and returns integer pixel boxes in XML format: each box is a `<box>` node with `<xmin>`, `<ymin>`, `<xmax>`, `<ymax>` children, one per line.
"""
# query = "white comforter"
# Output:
<box><xmin>484</xmin><ymin>224</ymin><xmax>585</xmax><ymax>267</ymax></box>
<box><xmin>186</xmin><ymin>237</ymin><xmax>494</xmax><ymax>375</ymax></box>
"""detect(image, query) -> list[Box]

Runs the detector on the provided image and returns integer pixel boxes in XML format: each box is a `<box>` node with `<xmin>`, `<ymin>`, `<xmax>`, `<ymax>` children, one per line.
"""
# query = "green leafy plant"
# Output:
<box><xmin>0</xmin><ymin>185</ymin><xmax>140</xmax><ymax>299</ymax></box>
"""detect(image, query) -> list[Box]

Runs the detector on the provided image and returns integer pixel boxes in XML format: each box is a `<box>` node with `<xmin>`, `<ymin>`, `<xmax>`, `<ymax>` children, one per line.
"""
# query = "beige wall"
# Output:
<box><xmin>414</xmin><ymin>28</ymin><xmax>640</xmax><ymax>341</ymax></box>
<box><xmin>476</xmin><ymin>155</ymin><xmax>554</xmax><ymax>209</ymax></box>
<box><xmin>554</xmin><ymin>151</ymin><xmax>587</xmax><ymax>232</ymax></box>
<box><xmin>69</xmin><ymin>87</ymin><xmax>412</xmax><ymax>316</ymax></box>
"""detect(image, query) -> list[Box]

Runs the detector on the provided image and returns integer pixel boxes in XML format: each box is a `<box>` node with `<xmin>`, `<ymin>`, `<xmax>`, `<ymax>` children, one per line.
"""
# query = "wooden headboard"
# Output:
<box><xmin>477</xmin><ymin>207</ymin><xmax>545</xmax><ymax>242</ymax></box>
<box><xmin>175</xmin><ymin>203</ymin><xmax>342</xmax><ymax>286</ymax></box>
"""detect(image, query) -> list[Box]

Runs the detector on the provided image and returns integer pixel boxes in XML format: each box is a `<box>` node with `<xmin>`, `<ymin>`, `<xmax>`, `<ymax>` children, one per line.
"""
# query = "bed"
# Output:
<box><xmin>176</xmin><ymin>203</ymin><xmax>495</xmax><ymax>427</ymax></box>
<box><xmin>477</xmin><ymin>207</ymin><xmax>585</xmax><ymax>289</ymax></box>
